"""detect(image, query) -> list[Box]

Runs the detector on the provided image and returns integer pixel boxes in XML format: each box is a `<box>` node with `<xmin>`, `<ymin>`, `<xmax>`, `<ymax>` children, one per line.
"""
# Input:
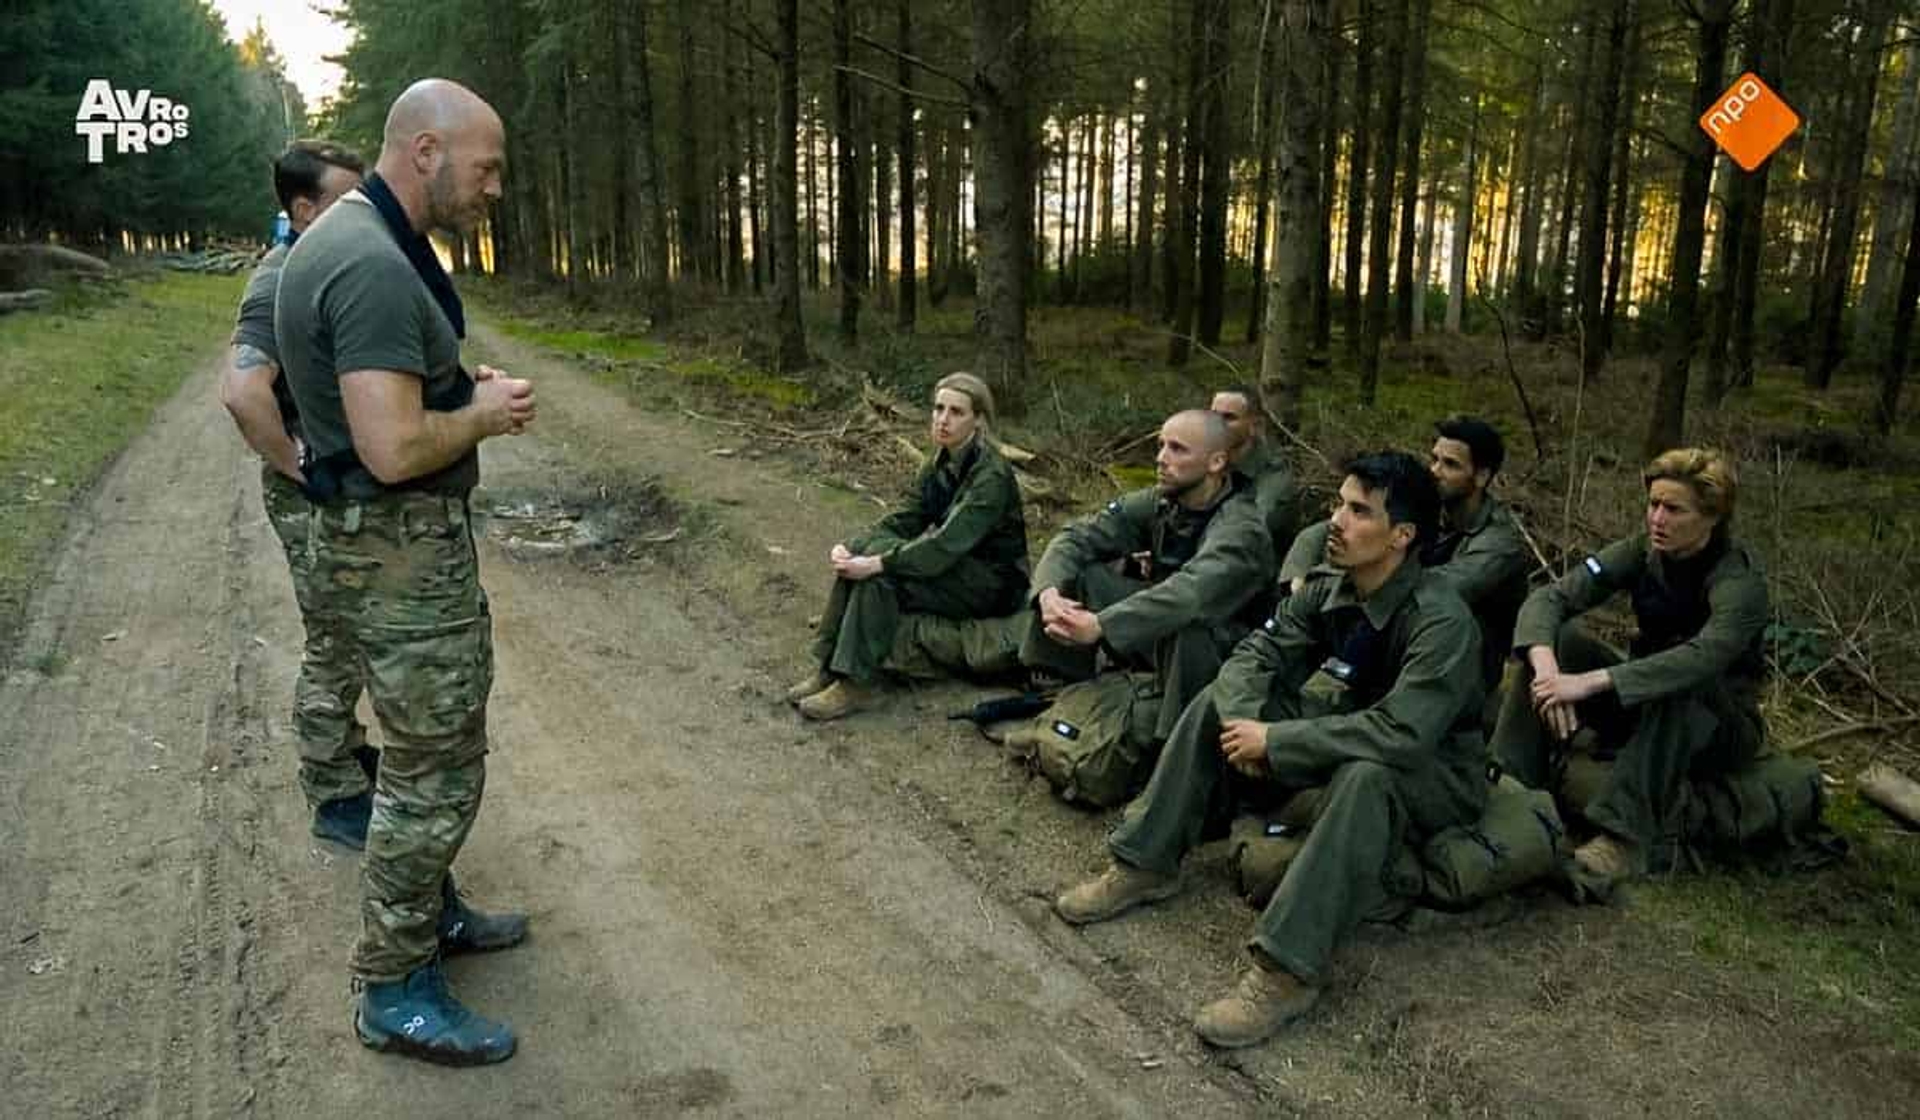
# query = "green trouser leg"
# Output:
<box><xmin>260</xmin><ymin>467</ymin><xmax>372</xmax><ymax>807</ymax></box>
<box><xmin>1488</xmin><ymin>623</ymin><xmax>1629</xmax><ymax>790</ymax></box>
<box><xmin>812</xmin><ymin>557</ymin><xmax>1009</xmax><ymax>685</ymax></box>
<box><xmin>1585</xmin><ymin>689</ymin><xmax>1762</xmax><ymax>872</ymax></box>
<box><xmin>1250</xmin><ymin>760</ymin><xmax>1414</xmax><ymax>984</ymax></box>
<box><xmin>1019</xmin><ymin>565</ymin><xmax>1148</xmax><ymax>681</ymax></box>
<box><xmin>883</xmin><ymin>613</ymin><xmax>1025</xmax><ymax>681</ymax></box>
<box><xmin>1149</xmin><ymin>620</ymin><xmax>1245</xmax><ymax>742</ymax></box>
<box><xmin>1110</xmin><ymin>681</ymin><xmax>1294</xmax><ymax>874</ymax></box>
<box><xmin>312</xmin><ymin>493</ymin><xmax>496</xmax><ymax>986</ymax></box>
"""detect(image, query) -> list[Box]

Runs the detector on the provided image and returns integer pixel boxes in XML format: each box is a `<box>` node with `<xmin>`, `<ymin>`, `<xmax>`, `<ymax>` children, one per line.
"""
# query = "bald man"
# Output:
<box><xmin>1020</xmin><ymin>410</ymin><xmax>1277</xmax><ymax>747</ymax></box>
<box><xmin>276</xmin><ymin>79</ymin><xmax>531</xmax><ymax>1066</ymax></box>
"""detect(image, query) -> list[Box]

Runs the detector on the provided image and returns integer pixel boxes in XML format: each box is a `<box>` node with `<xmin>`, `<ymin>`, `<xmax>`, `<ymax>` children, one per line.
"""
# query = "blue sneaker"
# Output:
<box><xmin>438</xmin><ymin>876</ymin><xmax>529</xmax><ymax>955</ymax></box>
<box><xmin>312</xmin><ymin>791</ymin><xmax>372</xmax><ymax>849</ymax></box>
<box><xmin>353</xmin><ymin>961</ymin><xmax>517</xmax><ymax>1066</ymax></box>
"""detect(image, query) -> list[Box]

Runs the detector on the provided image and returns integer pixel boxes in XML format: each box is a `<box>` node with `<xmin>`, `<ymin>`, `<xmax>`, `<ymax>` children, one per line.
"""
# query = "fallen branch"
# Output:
<box><xmin>1787</xmin><ymin>715</ymin><xmax>1920</xmax><ymax>753</ymax></box>
<box><xmin>0</xmin><ymin>289</ymin><xmax>53</xmax><ymax>314</ymax></box>
<box><xmin>1859</xmin><ymin>763</ymin><xmax>1920</xmax><ymax>829</ymax></box>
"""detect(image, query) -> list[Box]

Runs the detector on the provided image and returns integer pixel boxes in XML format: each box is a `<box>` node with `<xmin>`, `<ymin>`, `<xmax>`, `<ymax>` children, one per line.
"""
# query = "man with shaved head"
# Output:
<box><xmin>1019</xmin><ymin>409</ymin><xmax>1276</xmax><ymax>750</ymax></box>
<box><xmin>276</xmin><ymin>78</ymin><xmax>530</xmax><ymax>1066</ymax></box>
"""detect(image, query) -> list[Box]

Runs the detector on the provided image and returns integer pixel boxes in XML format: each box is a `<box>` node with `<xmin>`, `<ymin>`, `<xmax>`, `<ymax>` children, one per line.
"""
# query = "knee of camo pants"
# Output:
<box><xmin>352</xmin><ymin>748</ymin><xmax>488</xmax><ymax>983</ymax></box>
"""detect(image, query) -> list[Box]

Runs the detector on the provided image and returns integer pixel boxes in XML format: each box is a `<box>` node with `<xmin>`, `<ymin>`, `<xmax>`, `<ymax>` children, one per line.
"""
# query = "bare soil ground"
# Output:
<box><xmin>2</xmin><ymin>323</ymin><xmax>1915</xmax><ymax>1118</ymax></box>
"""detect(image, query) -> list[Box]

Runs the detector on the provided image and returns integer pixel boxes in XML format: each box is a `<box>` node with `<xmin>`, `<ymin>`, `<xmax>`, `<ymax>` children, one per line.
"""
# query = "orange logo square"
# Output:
<box><xmin>1700</xmin><ymin>72</ymin><xmax>1800</xmax><ymax>171</ymax></box>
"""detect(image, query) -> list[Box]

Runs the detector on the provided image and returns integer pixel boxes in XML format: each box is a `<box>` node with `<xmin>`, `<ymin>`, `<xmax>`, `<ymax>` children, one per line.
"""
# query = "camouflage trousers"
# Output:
<box><xmin>303</xmin><ymin>489</ymin><xmax>495</xmax><ymax>985</ymax></box>
<box><xmin>261</xmin><ymin>467</ymin><xmax>373</xmax><ymax>807</ymax></box>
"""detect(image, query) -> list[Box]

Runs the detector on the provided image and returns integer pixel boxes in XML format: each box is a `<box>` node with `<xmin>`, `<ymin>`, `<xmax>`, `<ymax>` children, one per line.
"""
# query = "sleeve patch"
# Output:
<box><xmin>1105</xmin><ymin>498</ymin><xmax>1123</xmax><ymax>514</ymax></box>
<box><xmin>1584</xmin><ymin>556</ymin><xmax>1604</xmax><ymax>576</ymax></box>
<box><xmin>1263</xmin><ymin>616</ymin><xmax>1277</xmax><ymax>632</ymax></box>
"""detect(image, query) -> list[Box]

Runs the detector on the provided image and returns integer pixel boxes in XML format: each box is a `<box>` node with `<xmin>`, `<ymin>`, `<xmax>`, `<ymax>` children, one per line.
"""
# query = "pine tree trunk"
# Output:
<box><xmin>1808</xmin><ymin>0</ymin><xmax>1893</xmax><ymax>389</ymax></box>
<box><xmin>895</xmin><ymin>0</ymin><xmax>916</xmax><ymax>330</ymax></box>
<box><xmin>1169</xmin><ymin>0</ymin><xmax>1205</xmax><ymax>362</ymax></box>
<box><xmin>1100</xmin><ymin>111</ymin><xmax>1116</xmax><ymax>245</ymax></box>
<box><xmin>773</xmin><ymin>0</ymin><xmax>808</xmax><ymax>370</ymax></box>
<box><xmin>1263</xmin><ymin>0</ymin><xmax>1330</xmax><ymax>433</ymax></box>
<box><xmin>1414</xmin><ymin>183</ymin><xmax>1437</xmax><ymax>333</ymax></box>
<box><xmin>675</xmin><ymin>0</ymin><xmax>705</xmax><ymax>283</ymax></box>
<box><xmin>1195</xmin><ymin>0</ymin><xmax>1233</xmax><ymax>347</ymax></box>
<box><xmin>971</xmin><ymin>0</ymin><xmax>1035</xmax><ymax>409</ymax></box>
<box><xmin>722</xmin><ymin>0</ymin><xmax>746</xmax><ymax>294</ymax></box>
<box><xmin>1343</xmin><ymin>0</ymin><xmax>1374</xmax><ymax>362</ymax></box>
<box><xmin>1312</xmin><ymin>16</ymin><xmax>1341</xmax><ymax>351</ymax></box>
<box><xmin>1576</xmin><ymin>0</ymin><xmax>1630</xmax><ymax>382</ymax></box>
<box><xmin>1602</xmin><ymin>37</ymin><xmax>1644</xmax><ymax>355</ymax></box>
<box><xmin>1731</xmin><ymin>0</ymin><xmax>1793</xmax><ymax>389</ymax></box>
<box><xmin>1391</xmin><ymin>0</ymin><xmax>1431</xmax><ymax>341</ymax></box>
<box><xmin>1359</xmin><ymin>0</ymin><xmax>1407</xmax><ymax>404</ymax></box>
<box><xmin>806</xmin><ymin>101</ymin><xmax>820</xmax><ymax>290</ymax></box>
<box><xmin>875</xmin><ymin>100</ymin><xmax>892</xmax><ymax>310</ymax></box>
<box><xmin>1130</xmin><ymin>81</ymin><xmax>1161</xmax><ymax>314</ymax></box>
<box><xmin>1249</xmin><ymin>0</ymin><xmax>1281</xmax><ymax>344</ymax></box>
<box><xmin>1875</xmin><ymin>169</ymin><xmax>1920</xmax><ymax>433</ymax></box>
<box><xmin>748</xmin><ymin>58</ymin><xmax>766</xmax><ymax>293</ymax></box>
<box><xmin>1511</xmin><ymin>65</ymin><xmax>1546</xmax><ymax>314</ymax></box>
<box><xmin>630</xmin><ymin>0</ymin><xmax>674</xmax><ymax>320</ymax></box>
<box><xmin>1446</xmin><ymin>97</ymin><xmax>1479</xmax><ymax>333</ymax></box>
<box><xmin>1646</xmin><ymin>0</ymin><xmax>1732</xmax><ymax>459</ymax></box>
<box><xmin>833</xmin><ymin>0</ymin><xmax>861</xmax><ymax>341</ymax></box>
<box><xmin>1854</xmin><ymin>23</ymin><xmax>1918</xmax><ymax>356</ymax></box>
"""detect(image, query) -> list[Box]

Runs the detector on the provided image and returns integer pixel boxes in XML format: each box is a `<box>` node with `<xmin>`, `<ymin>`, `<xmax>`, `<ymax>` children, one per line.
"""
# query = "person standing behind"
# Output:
<box><xmin>221</xmin><ymin>139</ymin><xmax>376</xmax><ymax>848</ymax></box>
<box><xmin>788</xmin><ymin>372</ymin><xmax>1030</xmax><ymax>720</ymax></box>
<box><xmin>276</xmin><ymin>79</ymin><xmax>534</xmax><ymax>1066</ymax></box>
<box><xmin>1209</xmin><ymin>385</ymin><xmax>1301</xmax><ymax>552</ymax></box>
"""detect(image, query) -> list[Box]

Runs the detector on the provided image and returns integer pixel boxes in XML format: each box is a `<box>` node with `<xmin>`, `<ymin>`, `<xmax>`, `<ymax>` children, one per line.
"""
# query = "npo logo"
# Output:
<box><xmin>1700</xmin><ymin>72</ymin><xmax>1799</xmax><ymax>172</ymax></box>
<box><xmin>75</xmin><ymin>79</ymin><xmax>191</xmax><ymax>164</ymax></box>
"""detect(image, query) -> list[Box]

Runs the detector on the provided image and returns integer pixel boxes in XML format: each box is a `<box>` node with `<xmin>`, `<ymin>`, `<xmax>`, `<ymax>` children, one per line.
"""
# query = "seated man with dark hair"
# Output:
<box><xmin>1055</xmin><ymin>451</ymin><xmax>1487</xmax><ymax>1049</ymax></box>
<box><xmin>1282</xmin><ymin>414</ymin><xmax>1528</xmax><ymax>693</ymax></box>
<box><xmin>1020</xmin><ymin>409</ymin><xmax>1276</xmax><ymax>744</ymax></box>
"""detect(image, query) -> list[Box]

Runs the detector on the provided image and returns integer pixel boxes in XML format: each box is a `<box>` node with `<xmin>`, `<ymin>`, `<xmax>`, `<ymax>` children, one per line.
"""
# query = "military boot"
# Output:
<box><xmin>785</xmin><ymin>669</ymin><xmax>834</xmax><ymax>705</ymax></box>
<box><xmin>438</xmin><ymin>876</ymin><xmax>529</xmax><ymax>956</ymax></box>
<box><xmin>1572</xmin><ymin>832</ymin><xmax>1633</xmax><ymax>885</ymax></box>
<box><xmin>1054</xmin><ymin>861</ymin><xmax>1181</xmax><ymax>925</ymax></box>
<box><xmin>1193</xmin><ymin>964</ymin><xmax>1320</xmax><ymax>1049</ymax></box>
<box><xmin>354</xmin><ymin>960</ymin><xmax>516</xmax><ymax>1066</ymax></box>
<box><xmin>312</xmin><ymin>790</ymin><xmax>373</xmax><ymax>850</ymax></box>
<box><xmin>798</xmin><ymin>678</ymin><xmax>875</xmax><ymax>721</ymax></box>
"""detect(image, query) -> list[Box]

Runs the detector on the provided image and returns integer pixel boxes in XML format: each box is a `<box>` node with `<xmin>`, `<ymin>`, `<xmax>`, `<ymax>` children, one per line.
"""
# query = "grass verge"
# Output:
<box><xmin>0</xmin><ymin>271</ymin><xmax>241</xmax><ymax>664</ymax></box>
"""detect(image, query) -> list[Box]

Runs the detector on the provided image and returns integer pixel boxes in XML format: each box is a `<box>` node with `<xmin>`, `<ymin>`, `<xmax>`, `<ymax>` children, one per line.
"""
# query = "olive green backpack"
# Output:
<box><xmin>1005</xmin><ymin>671</ymin><xmax>1162</xmax><ymax>808</ymax></box>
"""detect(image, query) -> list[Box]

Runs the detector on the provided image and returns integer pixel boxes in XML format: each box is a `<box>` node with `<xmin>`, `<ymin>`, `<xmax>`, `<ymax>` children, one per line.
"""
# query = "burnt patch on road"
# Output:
<box><xmin>475</xmin><ymin>475</ymin><xmax>687</xmax><ymax>567</ymax></box>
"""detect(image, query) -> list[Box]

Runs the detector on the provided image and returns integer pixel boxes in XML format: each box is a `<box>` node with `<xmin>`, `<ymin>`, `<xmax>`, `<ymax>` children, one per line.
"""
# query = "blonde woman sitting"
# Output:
<box><xmin>789</xmin><ymin>373</ymin><xmax>1030</xmax><ymax>720</ymax></box>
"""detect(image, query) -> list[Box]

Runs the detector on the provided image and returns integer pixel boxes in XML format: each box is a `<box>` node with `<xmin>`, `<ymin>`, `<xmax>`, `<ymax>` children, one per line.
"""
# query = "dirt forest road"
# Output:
<box><xmin>5</xmin><ymin>319</ymin><xmax>1918</xmax><ymax>1119</ymax></box>
<box><xmin>0</xmin><ymin>337</ymin><xmax>1255</xmax><ymax>1118</ymax></box>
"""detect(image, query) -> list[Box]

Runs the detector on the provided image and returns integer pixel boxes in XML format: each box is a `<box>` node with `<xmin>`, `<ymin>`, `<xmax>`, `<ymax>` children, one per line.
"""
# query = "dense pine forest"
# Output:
<box><xmin>4</xmin><ymin>0</ymin><xmax>1917</xmax><ymax>446</ymax></box>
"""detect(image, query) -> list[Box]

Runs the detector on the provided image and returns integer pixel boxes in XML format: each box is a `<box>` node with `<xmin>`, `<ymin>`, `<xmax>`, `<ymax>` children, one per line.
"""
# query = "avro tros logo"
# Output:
<box><xmin>75</xmin><ymin>79</ymin><xmax>191</xmax><ymax>164</ymax></box>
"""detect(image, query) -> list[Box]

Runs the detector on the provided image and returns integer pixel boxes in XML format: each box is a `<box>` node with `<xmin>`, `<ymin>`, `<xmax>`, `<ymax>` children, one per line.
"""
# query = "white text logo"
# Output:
<box><xmin>75</xmin><ymin>79</ymin><xmax>191</xmax><ymax>164</ymax></box>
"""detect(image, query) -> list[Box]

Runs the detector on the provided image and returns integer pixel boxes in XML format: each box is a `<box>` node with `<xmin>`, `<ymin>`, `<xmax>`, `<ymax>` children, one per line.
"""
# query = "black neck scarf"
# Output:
<box><xmin>359</xmin><ymin>171</ymin><xmax>466</xmax><ymax>339</ymax></box>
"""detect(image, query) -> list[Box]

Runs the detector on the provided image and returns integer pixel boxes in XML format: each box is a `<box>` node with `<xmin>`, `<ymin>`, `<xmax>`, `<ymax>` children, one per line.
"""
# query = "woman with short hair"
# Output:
<box><xmin>789</xmin><ymin>373</ymin><xmax>1030</xmax><ymax>720</ymax></box>
<box><xmin>1490</xmin><ymin>448</ymin><xmax>1769</xmax><ymax>888</ymax></box>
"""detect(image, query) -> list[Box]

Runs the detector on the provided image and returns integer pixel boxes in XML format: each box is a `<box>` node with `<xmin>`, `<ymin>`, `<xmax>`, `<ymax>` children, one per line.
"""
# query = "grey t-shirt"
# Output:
<box><xmin>229</xmin><ymin>242</ymin><xmax>300</xmax><ymax>436</ymax></box>
<box><xmin>273</xmin><ymin>192</ymin><xmax>476</xmax><ymax>496</ymax></box>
